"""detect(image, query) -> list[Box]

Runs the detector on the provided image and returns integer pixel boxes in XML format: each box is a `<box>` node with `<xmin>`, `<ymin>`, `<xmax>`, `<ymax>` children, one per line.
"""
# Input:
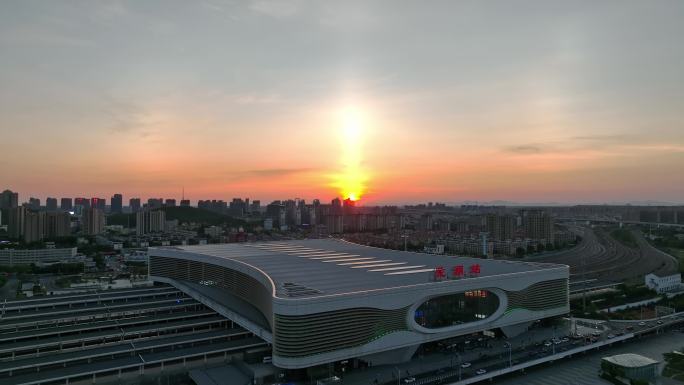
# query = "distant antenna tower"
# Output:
<box><xmin>182</xmin><ymin>186</ymin><xmax>185</xmax><ymax>201</ymax></box>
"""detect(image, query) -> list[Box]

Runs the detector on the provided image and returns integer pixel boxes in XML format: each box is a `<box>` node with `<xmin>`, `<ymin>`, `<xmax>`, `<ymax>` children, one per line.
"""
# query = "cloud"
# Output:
<box><xmin>249</xmin><ymin>0</ymin><xmax>300</xmax><ymax>18</ymax></box>
<box><xmin>104</xmin><ymin>98</ymin><xmax>145</xmax><ymax>134</ymax></box>
<box><xmin>102</xmin><ymin>97</ymin><xmax>161</xmax><ymax>141</ymax></box>
<box><xmin>233</xmin><ymin>93</ymin><xmax>284</xmax><ymax>105</ymax></box>
<box><xmin>503</xmin><ymin>145</ymin><xmax>544</xmax><ymax>154</ymax></box>
<box><xmin>221</xmin><ymin>167</ymin><xmax>317</xmax><ymax>181</ymax></box>
<box><xmin>0</xmin><ymin>27</ymin><xmax>95</xmax><ymax>48</ymax></box>
<box><xmin>571</xmin><ymin>134</ymin><xmax>632</xmax><ymax>142</ymax></box>
<box><xmin>246</xmin><ymin>168</ymin><xmax>314</xmax><ymax>177</ymax></box>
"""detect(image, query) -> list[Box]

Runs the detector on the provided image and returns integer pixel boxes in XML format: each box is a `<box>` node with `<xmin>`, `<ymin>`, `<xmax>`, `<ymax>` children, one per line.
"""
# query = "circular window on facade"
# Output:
<box><xmin>414</xmin><ymin>290</ymin><xmax>500</xmax><ymax>328</ymax></box>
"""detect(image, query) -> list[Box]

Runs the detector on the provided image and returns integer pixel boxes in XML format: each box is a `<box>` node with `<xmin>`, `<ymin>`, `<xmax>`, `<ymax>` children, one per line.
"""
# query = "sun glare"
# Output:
<box><xmin>334</xmin><ymin>106</ymin><xmax>368</xmax><ymax>202</ymax></box>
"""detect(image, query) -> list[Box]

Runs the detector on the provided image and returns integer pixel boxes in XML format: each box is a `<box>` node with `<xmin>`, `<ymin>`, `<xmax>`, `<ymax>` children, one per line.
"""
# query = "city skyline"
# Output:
<box><xmin>2</xmin><ymin>1</ymin><xmax>684</xmax><ymax>205</ymax></box>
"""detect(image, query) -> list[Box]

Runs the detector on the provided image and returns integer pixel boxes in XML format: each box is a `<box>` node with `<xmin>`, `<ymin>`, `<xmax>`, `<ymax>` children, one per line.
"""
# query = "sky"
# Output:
<box><xmin>1</xmin><ymin>0</ymin><xmax>683</xmax><ymax>205</ymax></box>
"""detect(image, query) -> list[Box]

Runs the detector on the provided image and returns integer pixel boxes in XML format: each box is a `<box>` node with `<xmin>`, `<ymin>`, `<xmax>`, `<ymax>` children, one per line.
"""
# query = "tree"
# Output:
<box><xmin>515</xmin><ymin>247</ymin><xmax>526</xmax><ymax>258</ymax></box>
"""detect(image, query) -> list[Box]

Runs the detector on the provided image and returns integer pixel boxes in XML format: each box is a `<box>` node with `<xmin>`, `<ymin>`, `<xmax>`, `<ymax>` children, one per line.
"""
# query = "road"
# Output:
<box><xmin>337</xmin><ymin>313</ymin><xmax>684</xmax><ymax>385</ymax></box>
<box><xmin>493</xmin><ymin>330</ymin><xmax>684</xmax><ymax>385</ymax></box>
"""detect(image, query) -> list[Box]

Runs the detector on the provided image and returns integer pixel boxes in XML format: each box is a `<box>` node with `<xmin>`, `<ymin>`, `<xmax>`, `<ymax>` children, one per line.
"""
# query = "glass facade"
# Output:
<box><xmin>414</xmin><ymin>290</ymin><xmax>500</xmax><ymax>328</ymax></box>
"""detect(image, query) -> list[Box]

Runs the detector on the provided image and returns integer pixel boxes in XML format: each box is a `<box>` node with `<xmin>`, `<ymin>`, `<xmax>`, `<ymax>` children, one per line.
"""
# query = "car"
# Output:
<box><xmin>561</xmin><ymin>337</ymin><xmax>569</xmax><ymax>343</ymax></box>
<box><xmin>476</xmin><ymin>369</ymin><xmax>487</xmax><ymax>375</ymax></box>
<box><xmin>404</xmin><ymin>377</ymin><xmax>416</xmax><ymax>384</ymax></box>
<box><xmin>461</xmin><ymin>362</ymin><xmax>471</xmax><ymax>369</ymax></box>
<box><xmin>639</xmin><ymin>322</ymin><xmax>646</xmax><ymax>326</ymax></box>
<box><xmin>607</xmin><ymin>334</ymin><xmax>615</xmax><ymax>339</ymax></box>
<box><xmin>591</xmin><ymin>331</ymin><xmax>602</xmax><ymax>337</ymax></box>
<box><xmin>552</xmin><ymin>338</ymin><xmax>562</xmax><ymax>345</ymax></box>
<box><xmin>657</xmin><ymin>320</ymin><xmax>664</xmax><ymax>325</ymax></box>
<box><xmin>626</xmin><ymin>326</ymin><xmax>635</xmax><ymax>331</ymax></box>
<box><xmin>544</xmin><ymin>341</ymin><xmax>552</xmax><ymax>347</ymax></box>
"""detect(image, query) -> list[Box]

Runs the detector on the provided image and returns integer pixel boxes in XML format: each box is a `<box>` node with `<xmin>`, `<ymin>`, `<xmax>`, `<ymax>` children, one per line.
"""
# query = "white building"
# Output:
<box><xmin>136</xmin><ymin>209</ymin><xmax>166</xmax><ymax>235</ymax></box>
<box><xmin>150</xmin><ymin>239</ymin><xmax>569</xmax><ymax>369</ymax></box>
<box><xmin>0</xmin><ymin>247</ymin><xmax>78</xmax><ymax>266</ymax></box>
<box><xmin>645</xmin><ymin>273</ymin><xmax>682</xmax><ymax>293</ymax></box>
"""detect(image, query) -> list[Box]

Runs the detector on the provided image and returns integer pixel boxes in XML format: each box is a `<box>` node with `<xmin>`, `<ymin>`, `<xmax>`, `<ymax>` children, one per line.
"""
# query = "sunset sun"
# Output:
<box><xmin>334</xmin><ymin>106</ymin><xmax>369</xmax><ymax>202</ymax></box>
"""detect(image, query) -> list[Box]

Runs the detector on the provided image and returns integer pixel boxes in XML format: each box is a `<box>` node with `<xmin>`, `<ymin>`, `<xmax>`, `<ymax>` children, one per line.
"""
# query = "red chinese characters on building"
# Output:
<box><xmin>452</xmin><ymin>265</ymin><xmax>464</xmax><ymax>278</ymax></box>
<box><xmin>434</xmin><ymin>266</ymin><xmax>447</xmax><ymax>281</ymax></box>
<box><xmin>469</xmin><ymin>264</ymin><xmax>481</xmax><ymax>276</ymax></box>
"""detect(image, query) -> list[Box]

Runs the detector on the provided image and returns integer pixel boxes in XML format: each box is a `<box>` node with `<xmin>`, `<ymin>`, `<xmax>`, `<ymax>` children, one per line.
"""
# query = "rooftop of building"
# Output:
<box><xmin>602</xmin><ymin>353</ymin><xmax>659</xmax><ymax>368</ymax></box>
<box><xmin>151</xmin><ymin>239</ymin><xmax>567</xmax><ymax>299</ymax></box>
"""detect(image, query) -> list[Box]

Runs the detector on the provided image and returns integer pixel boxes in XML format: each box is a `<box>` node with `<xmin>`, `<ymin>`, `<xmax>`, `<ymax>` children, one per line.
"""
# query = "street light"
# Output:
<box><xmin>507</xmin><ymin>344</ymin><xmax>512</xmax><ymax>368</ymax></box>
<box><xmin>454</xmin><ymin>352</ymin><xmax>462</xmax><ymax>381</ymax></box>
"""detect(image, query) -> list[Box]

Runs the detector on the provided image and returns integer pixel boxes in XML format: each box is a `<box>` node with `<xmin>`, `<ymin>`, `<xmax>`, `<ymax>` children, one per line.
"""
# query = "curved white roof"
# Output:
<box><xmin>151</xmin><ymin>239</ymin><xmax>567</xmax><ymax>299</ymax></box>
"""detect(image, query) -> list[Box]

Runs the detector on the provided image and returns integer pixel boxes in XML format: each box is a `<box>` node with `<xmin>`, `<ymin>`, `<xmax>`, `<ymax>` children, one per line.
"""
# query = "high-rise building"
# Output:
<box><xmin>419</xmin><ymin>214</ymin><xmax>434</xmax><ymax>231</ymax></box>
<box><xmin>111</xmin><ymin>194</ymin><xmax>123</xmax><ymax>214</ymax></box>
<box><xmin>250</xmin><ymin>200</ymin><xmax>261</xmax><ymax>213</ymax></box>
<box><xmin>74</xmin><ymin>197</ymin><xmax>90</xmax><ymax>209</ymax></box>
<box><xmin>129</xmin><ymin>198</ymin><xmax>141</xmax><ymax>213</ymax></box>
<box><xmin>136</xmin><ymin>209</ymin><xmax>166</xmax><ymax>235</ymax></box>
<box><xmin>229</xmin><ymin>198</ymin><xmax>246</xmax><ymax>216</ymax></box>
<box><xmin>8</xmin><ymin>206</ymin><xmax>26</xmax><ymax>239</ymax></box>
<box><xmin>45</xmin><ymin>211</ymin><xmax>71</xmax><ymax>238</ymax></box>
<box><xmin>60</xmin><ymin>198</ymin><xmax>73</xmax><ymax>211</ymax></box>
<box><xmin>46</xmin><ymin>197</ymin><xmax>58</xmax><ymax>211</ymax></box>
<box><xmin>485</xmin><ymin>214</ymin><xmax>516</xmax><ymax>241</ymax></box>
<box><xmin>82</xmin><ymin>208</ymin><xmax>105</xmax><ymax>235</ymax></box>
<box><xmin>180</xmin><ymin>199</ymin><xmax>191</xmax><ymax>207</ymax></box>
<box><xmin>164</xmin><ymin>199</ymin><xmax>176</xmax><ymax>207</ymax></box>
<box><xmin>90</xmin><ymin>198</ymin><xmax>106</xmax><ymax>211</ymax></box>
<box><xmin>24</xmin><ymin>211</ymin><xmax>45</xmax><ymax>243</ymax></box>
<box><xmin>28</xmin><ymin>197</ymin><xmax>41</xmax><ymax>210</ymax></box>
<box><xmin>147</xmin><ymin>198</ymin><xmax>163</xmax><ymax>209</ymax></box>
<box><xmin>523</xmin><ymin>210</ymin><xmax>554</xmax><ymax>242</ymax></box>
<box><xmin>266</xmin><ymin>202</ymin><xmax>285</xmax><ymax>227</ymax></box>
<box><xmin>0</xmin><ymin>190</ymin><xmax>19</xmax><ymax>209</ymax></box>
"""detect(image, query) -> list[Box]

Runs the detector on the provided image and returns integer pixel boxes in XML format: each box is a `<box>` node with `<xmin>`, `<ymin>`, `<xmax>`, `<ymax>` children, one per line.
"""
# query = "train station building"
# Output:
<box><xmin>149</xmin><ymin>239</ymin><xmax>570</xmax><ymax>369</ymax></box>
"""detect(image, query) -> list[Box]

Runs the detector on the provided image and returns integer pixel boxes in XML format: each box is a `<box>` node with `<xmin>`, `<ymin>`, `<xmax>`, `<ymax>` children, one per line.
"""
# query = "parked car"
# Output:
<box><xmin>607</xmin><ymin>334</ymin><xmax>615</xmax><ymax>339</ymax></box>
<box><xmin>476</xmin><ymin>369</ymin><xmax>487</xmax><ymax>375</ymax></box>
<box><xmin>543</xmin><ymin>341</ymin><xmax>552</xmax><ymax>347</ymax></box>
<box><xmin>638</xmin><ymin>322</ymin><xmax>646</xmax><ymax>326</ymax></box>
<box><xmin>404</xmin><ymin>377</ymin><xmax>416</xmax><ymax>384</ymax></box>
<box><xmin>461</xmin><ymin>362</ymin><xmax>472</xmax><ymax>369</ymax></box>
